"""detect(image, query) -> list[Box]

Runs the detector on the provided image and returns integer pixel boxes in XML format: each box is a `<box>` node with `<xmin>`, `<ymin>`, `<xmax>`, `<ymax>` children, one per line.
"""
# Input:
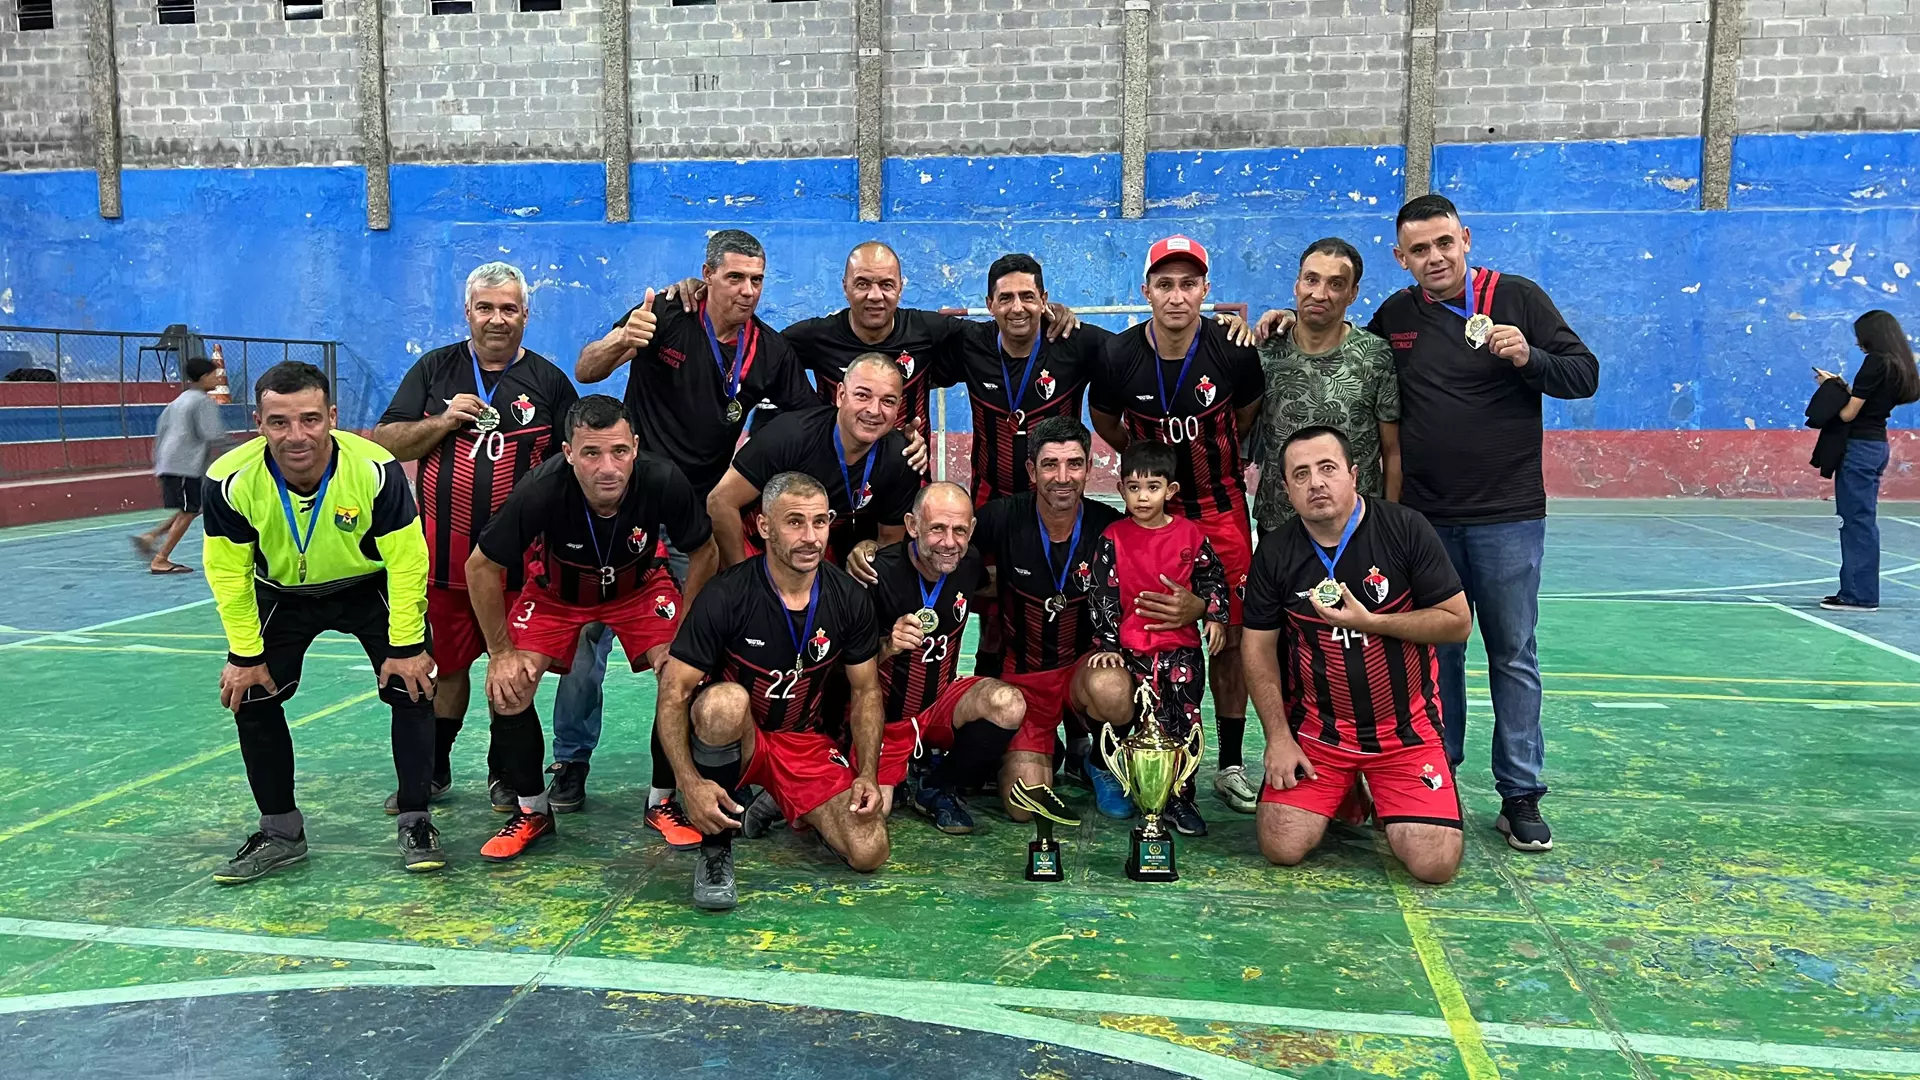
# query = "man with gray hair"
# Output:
<box><xmin>373</xmin><ymin>261</ymin><xmax>580</xmax><ymax>817</ymax></box>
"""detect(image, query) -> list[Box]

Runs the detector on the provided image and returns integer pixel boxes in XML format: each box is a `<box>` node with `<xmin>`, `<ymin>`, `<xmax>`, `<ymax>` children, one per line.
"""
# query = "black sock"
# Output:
<box><xmin>649</xmin><ymin>724</ymin><xmax>674</xmax><ymax>791</ymax></box>
<box><xmin>487</xmin><ymin>708</ymin><xmax>546</xmax><ymax>797</ymax></box>
<box><xmin>1216</xmin><ymin>715</ymin><xmax>1246</xmax><ymax>770</ymax></box>
<box><xmin>928</xmin><ymin>721</ymin><xmax>1015</xmax><ymax>792</ymax></box>
<box><xmin>433</xmin><ymin>715</ymin><xmax>463</xmax><ymax>782</ymax></box>
<box><xmin>691</xmin><ymin>736</ymin><xmax>742</xmax><ymax>845</ymax></box>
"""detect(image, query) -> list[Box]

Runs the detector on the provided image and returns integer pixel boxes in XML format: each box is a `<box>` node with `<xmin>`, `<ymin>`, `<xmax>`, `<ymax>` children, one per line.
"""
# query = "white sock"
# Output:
<box><xmin>648</xmin><ymin>786</ymin><xmax>674</xmax><ymax>805</ymax></box>
<box><xmin>519</xmin><ymin>790</ymin><xmax>551</xmax><ymax>816</ymax></box>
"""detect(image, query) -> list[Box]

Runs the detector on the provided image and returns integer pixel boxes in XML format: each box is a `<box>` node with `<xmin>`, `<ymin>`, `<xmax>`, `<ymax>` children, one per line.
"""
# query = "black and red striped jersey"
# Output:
<box><xmin>476</xmin><ymin>453</ymin><xmax>711</xmax><ymax>606</ymax></box>
<box><xmin>1242</xmin><ymin>497</ymin><xmax>1464</xmax><ymax>754</ymax></box>
<box><xmin>1091</xmin><ymin>319</ymin><xmax>1262</xmax><ymax>518</ymax></box>
<box><xmin>942</xmin><ymin>320</ymin><xmax>1111</xmax><ymax>506</ymax></box>
<box><xmin>730</xmin><ymin>406</ymin><xmax>920</xmax><ymax>565</ymax></box>
<box><xmin>378</xmin><ymin>342</ymin><xmax>578</xmax><ymax>590</ymax></box>
<box><xmin>671</xmin><ymin>556</ymin><xmax>880</xmax><ymax>735</ymax></box>
<box><xmin>867</xmin><ymin>542</ymin><xmax>991</xmax><ymax>721</ymax></box>
<box><xmin>781</xmin><ymin>308</ymin><xmax>964</xmax><ymax>436</ymax></box>
<box><xmin>973</xmin><ymin>492</ymin><xmax>1124</xmax><ymax>675</ymax></box>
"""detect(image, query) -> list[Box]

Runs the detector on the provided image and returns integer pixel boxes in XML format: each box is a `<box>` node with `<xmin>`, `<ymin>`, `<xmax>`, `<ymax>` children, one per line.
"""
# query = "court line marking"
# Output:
<box><xmin>1745</xmin><ymin>515</ymin><xmax>1920</xmax><ymax>564</ymax></box>
<box><xmin>1</xmin><ymin>917</ymin><xmax>1916</xmax><ymax>1075</ymax></box>
<box><xmin>0</xmin><ymin>516</ymin><xmax>158</xmax><ymax>545</ymax></box>
<box><xmin>1385</xmin><ymin>866</ymin><xmax>1506</xmax><ymax>1078</ymax></box>
<box><xmin>0</xmin><ymin>597</ymin><xmax>214</xmax><ymax>651</ymax></box>
<box><xmin>1748</xmin><ymin>596</ymin><xmax>1920</xmax><ymax>666</ymax></box>
<box><xmin>1664</xmin><ymin>516</ymin><xmax>1920</xmax><ymax>595</ymax></box>
<box><xmin>6</xmin><ymin>643</ymin><xmax>365</xmax><ymax>661</ymax></box>
<box><xmin>1546</xmin><ymin>688</ymin><xmax>1920</xmax><ymax>707</ymax></box>
<box><xmin>1541</xmin><ymin>560</ymin><xmax>1920</xmax><ymax>598</ymax></box>
<box><xmin>0</xmin><ymin>690</ymin><xmax>379</xmax><ymax>849</ymax></box>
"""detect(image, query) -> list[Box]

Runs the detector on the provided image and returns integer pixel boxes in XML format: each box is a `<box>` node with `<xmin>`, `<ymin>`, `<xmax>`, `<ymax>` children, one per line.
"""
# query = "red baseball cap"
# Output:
<box><xmin>1143</xmin><ymin>235</ymin><xmax>1209</xmax><ymax>279</ymax></box>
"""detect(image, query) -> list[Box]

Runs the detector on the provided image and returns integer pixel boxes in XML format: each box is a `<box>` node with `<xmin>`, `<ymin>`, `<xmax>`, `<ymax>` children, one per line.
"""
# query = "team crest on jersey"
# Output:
<box><xmin>810</xmin><ymin>627</ymin><xmax>832</xmax><ymax>660</ymax></box>
<box><xmin>1034</xmin><ymin>369</ymin><xmax>1056</xmax><ymax>400</ymax></box>
<box><xmin>628</xmin><ymin>527</ymin><xmax>648</xmax><ymax>553</ymax></box>
<box><xmin>1420</xmin><ymin>764</ymin><xmax>1446</xmax><ymax>791</ymax></box>
<box><xmin>1195</xmin><ymin>375</ymin><xmax>1217</xmax><ymax>407</ymax></box>
<box><xmin>896</xmin><ymin>351</ymin><xmax>917</xmax><ymax>380</ymax></box>
<box><xmin>1364</xmin><ymin>566</ymin><xmax>1389</xmax><ymax>604</ymax></box>
<box><xmin>654</xmin><ymin>594</ymin><xmax>676</xmax><ymax>621</ymax></box>
<box><xmin>1073</xmin><ymin>561</ymin><xmax>1092</xmax><ymax>592</ymax></box>
<box><xmin>511</xmin><ymin>393</ymin><xmax>535</xmax><ymax>426</ymax></box>
<box><xmin>332</xmin><ymin>506</ymin><xmax>359</xmax><ymax>531</ymax></box>
<box><xmin>952</xmin><ymin>593</ymin><xmax>968</xmax><ymax>622</ymax></box>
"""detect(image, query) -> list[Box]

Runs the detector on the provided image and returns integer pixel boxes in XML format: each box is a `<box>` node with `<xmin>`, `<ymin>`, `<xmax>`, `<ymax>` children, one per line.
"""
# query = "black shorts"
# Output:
<box><xmin>238</xmin><ymin>575</ymin><xmax>430</xmax><ymax>708</ymax></box>
<box><xmin>158</xmin><ymin>474</ymin><xmax>202</xmax><ymax>514</ymax></box>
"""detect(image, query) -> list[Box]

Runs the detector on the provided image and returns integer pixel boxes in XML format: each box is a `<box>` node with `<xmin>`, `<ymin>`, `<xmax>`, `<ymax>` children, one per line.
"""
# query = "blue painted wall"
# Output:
<box><xmin>0</xmin><ymin>132</ymin><xmax>1914</xmax><ymax>432</ymax></box>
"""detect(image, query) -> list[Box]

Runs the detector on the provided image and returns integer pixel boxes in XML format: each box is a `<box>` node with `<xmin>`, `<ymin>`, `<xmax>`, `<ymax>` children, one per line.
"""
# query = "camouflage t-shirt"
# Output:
<box><xmin>1252</xmin><ymin>324</ymin><xmax>1400</xmax><ymax>532</ymax></box>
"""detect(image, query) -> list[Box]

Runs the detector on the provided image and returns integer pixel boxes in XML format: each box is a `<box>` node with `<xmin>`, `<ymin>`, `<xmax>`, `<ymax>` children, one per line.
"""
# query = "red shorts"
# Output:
<box><xmin>1191</xmin><ymin>502</ymin><xmax>1254</xmax><ymax>625</ymax></box>
<box><xmin>1001</xmin><ymin>665</ymin><xmax>1079</xmax><ymax>756</ymax></box>
<box><xmin>1260</xmin><ymin>739</ymin><xmax>1463</xmax><ymax>828</ymax></box>
<box><xmin>874</xmin><ymin>675</ymin><xmax>989</xmax><ymax>783</ymax></box>
<box><xmin>507</xmin><ymin>572</ymin><xmax>683</xmax><ymax>674</ymax></box>
<box><xmin>427</xmin><ymin>585</ymin><xmax>515</xmax><ymax>672</ymax></box>
<box><xmin>741</xmin><ymin>726</ymin><xmax>856</xmax><ymax>825</ymax></box>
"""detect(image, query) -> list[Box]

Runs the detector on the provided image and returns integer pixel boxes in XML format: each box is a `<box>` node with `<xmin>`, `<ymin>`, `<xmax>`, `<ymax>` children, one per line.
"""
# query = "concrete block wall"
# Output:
<box><xmin>115</xmin><ymin>0</ymin><xmax>360</xmax><ymax>166</ymax></box>
<box><xmin>0</xmin><ymin>0</ymin><xmax>90</xmax><ymax>168</ymax></box>
<box><xmin>1150</xmin><ymin>0</ymin><xmax>1408</xmax><ymax>150</ymax></box>
<box><xmin>886</xmin><ymin>0</ymin><xmax>1123</xmax><ymax>156</ymax></box>
<box><xmin>1736</xmin><ymin>0</ymin><xmax>1920</xmax><ymax>133</ymax></box>
<box><xmin>386</xmin><ymin>0</ymin><xmax>601</xmax><ymax>162</ymax></box>
<box><xmin>1434</xmin><ymin>0</ymin><xmax>1710</xmax><ymax>143</ymax></box>
<box><xmin>630</xmin><ymin>0</ymin><xmax>854</xmax><ymax>159</ymax></box>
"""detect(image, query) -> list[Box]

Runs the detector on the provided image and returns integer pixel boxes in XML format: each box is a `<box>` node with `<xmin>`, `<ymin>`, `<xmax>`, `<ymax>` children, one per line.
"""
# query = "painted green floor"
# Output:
<box><xmin>1</xmin><ymin>508</ymin><xmax>1917</xmax><ymax>1078</ymax></box>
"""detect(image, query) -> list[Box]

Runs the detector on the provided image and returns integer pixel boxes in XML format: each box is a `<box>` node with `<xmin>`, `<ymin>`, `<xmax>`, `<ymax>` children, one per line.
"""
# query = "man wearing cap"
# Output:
<box><xmin>1089</xmin><ymin>236</ymin><xmax>1265</xmax><ymax>824</ymax></box>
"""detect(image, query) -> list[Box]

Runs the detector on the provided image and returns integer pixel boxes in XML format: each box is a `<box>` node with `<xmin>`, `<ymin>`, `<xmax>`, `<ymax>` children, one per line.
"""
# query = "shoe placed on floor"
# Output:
<box><xmin>693</xmin><ymin>840</ymin><xmax>737</xmax><ymax>911</ymax></box>
<box><xmin>1820</xmin><ymin>597</ymin><xmax>1878</xmax><ymax>612</ymax></box>
<box><xmin>739</xmin><ymin>789</ymin><xmax>785</xmax><ymax>839</ymax></box>
<box><xmin>1084</xmin><ymin>757</ymin><xmax>1136</xmax><ymax>820</ymax></box>
<box><xmin>1495</xmin><ymin>795</ymin><xmax>1553</xmax><ymax>852</ymax></box>
<box><xmin>399</xmin><ymin>818</ymin><xmax>447</xmax><ymax>873</ymax></box>
<box><xmin>546</xmin><ymin>760</ymin><xmax>590</xmax><ymax>814</ymax></box>
<box><xmin>480</xmin><ymin>810</ymin><xmax>555</xmax><ymax>862</ymax></box>
<box><xmin>212</xmin><ymin>831</ymin><xmax>308</xmax><ymax>885</ymax></box>
<box><xmin>1211</xmin><ymin>764</ymin><xmax>1260</xmax><ymax>814</ymax></box>
<box><xmin>488</xmin><ymin>776</ymin><xmax>517</xmax><ymax>814</ymax></box>
<box><xmin>645</xmin><ymin>797</ymin><xmax>704</xmax><ymax>851</ymax></box>
<box><xmin>384</xmin><ymin>776</ymin><xmax>452</xmax><ymax>816</ymax></box>
<box><xmin>912</xmin><ymin>784</ymin><xmax>976</xmax><ymax>835</ymax></box>
<box><xmin>1162</xmin><ymin>795</ymin><xmax>1208</xmax><ymax>837</ymax></box>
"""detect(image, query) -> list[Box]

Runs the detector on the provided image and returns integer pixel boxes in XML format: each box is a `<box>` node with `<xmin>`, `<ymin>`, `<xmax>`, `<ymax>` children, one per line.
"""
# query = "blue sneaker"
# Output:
<box><xmin>1084</xmin><ymin>758</ymin><xmax>1136</xmax><ymax>820</ymax></box>
<box><xmin>912</xmin><ymin>784</ymin><xmax>976</xmax><ymax>835</ymax></box>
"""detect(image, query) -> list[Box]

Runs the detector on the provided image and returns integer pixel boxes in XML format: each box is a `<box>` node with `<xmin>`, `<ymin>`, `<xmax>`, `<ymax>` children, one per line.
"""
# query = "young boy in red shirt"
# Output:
<box><xmin>1088</xmin><ymin>440</ymin><xmax>1231</xmax><ymax>836</ymax></box>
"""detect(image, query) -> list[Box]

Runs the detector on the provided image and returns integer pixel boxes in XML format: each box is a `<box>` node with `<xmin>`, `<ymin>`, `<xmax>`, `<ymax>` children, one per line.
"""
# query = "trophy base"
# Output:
<box><xmin>1125</xmin><ymin>827</ymin><xmax>1179</xmax><ymax>882</ymax></box>
<box><xmin>1026</xmin><ymin>838</ymin><xmax>1064</xmax><ymax>882</ymax></box>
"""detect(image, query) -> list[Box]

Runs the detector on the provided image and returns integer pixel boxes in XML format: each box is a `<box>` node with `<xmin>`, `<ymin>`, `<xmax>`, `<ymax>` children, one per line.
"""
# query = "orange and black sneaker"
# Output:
<box><xmin>645</xmin><ymin>798</ymin><xmax>703</xmax><ymax>851</ymax></box>
<box><xmin>480</xmin><ymin>810</ymin><xmax>555</xmax><ymax>862</ymax></box>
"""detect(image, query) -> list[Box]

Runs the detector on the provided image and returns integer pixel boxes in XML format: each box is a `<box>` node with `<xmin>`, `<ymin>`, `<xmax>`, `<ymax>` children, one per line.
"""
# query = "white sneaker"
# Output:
<box><xmin>1212</xmin><ymin>764</ymin><xmax>1260</xmax><ymax>814</ymax></box>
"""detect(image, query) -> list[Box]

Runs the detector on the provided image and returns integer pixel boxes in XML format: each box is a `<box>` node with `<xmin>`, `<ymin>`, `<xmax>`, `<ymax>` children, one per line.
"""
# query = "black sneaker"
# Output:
<box><xmin>739</xmin><ymin>789</ymin><xmax>784</xmax><ymax>839</ymax></box>
<box><xmin>1495</xmin><ymin>795</ymin><xmax>1554</xmax><ymax>852</ymax></box>
<box><xmin>1820</xmin><ymin>598</ymin><xmax>1878</xmax><ymax>612</ymax></box>
<box><xmin>399</xmin><ymin>819</ymin><xmax>447</xmax><ymax>873</ymax></box>
<box><xmin>546</xmin><ymin>760</ymin><xmax>590</xmax><ymax>814</ymax></box>
<box><xmin>488</xmin><ymin>776</ymin><xmax>517</xmax><ymax>814</ymax></box>
<box><xmin>1163</xmin><ymin>796</ymin><xmax>1208</xmax><ymax>837</ymax></box>
<box><xmin>384</xmin><ymin>777</ymin><xmax>451</xmax><ymax>816</ymax></box>
<box><xmin>693</xmin><ymin>839</ymin><xmax>737</xmax><ymax>911</ymax></box>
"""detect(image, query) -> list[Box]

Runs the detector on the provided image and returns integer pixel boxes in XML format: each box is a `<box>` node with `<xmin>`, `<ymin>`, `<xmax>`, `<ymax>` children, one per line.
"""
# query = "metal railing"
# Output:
<box><xmin>0</xmin><ymin>325</ymin><xmax>362</xmax><ymax>480</ymax></box>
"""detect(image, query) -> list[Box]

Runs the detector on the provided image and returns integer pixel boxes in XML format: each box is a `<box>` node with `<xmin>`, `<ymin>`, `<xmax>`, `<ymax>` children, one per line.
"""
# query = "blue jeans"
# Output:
<box><xmin>550</xmin><ymin>541</ymin><xmax>690</xmax><ymax>764</ymax></box>
<box><xmin>1432</xmin><ymin>518</ymin><xmax>1547</xmax><ymax>800</ymax></box>
<box><xmin>1835</xmin><ymin>438</ymin><xmax>1891</xmax><ymax>606</ymax></box>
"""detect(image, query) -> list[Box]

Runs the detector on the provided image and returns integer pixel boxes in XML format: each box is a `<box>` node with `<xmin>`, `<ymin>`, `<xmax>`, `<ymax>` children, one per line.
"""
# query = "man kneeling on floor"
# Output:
<box><xmin>655</xmin><ymin>471</ymin><xmax>889</xmax><ymax>911</ymax></box>
<box><xmin>1241</xmin><ymin>425</ymin><xmax>1469</xmax><ymax>884</ymax></box>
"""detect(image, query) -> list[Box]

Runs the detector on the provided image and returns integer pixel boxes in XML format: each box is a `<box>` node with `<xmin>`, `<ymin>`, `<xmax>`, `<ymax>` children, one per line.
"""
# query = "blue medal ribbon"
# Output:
<box><xmin>265</xmin><ymin>449</ymin><xmax>336</xmax><ymax>584</ymax></box>
<box><xmin>1436</xmin><ymin>268</ymin><xmax>1477</xmax><ymax>324</ymax></box>
<box><xmin>1035</xmin><ymin>498</ymin><xmax>1085</xmax><ymax>598</ymax></box>
<box><xmin>468</xmin><ymin>344</ymin><xmax>515</xmax><ymax>407</ymax></box>
<box><xmin>701</xmin><ymin>303</ymin><xmax>759</xmax><ymax>411</ymax></box>
<box><xmin>763</xmin><ymin>557</ymin><xmax>822</xmax><ymax>674</ymax></box>
<box><xmin>580</xmin><ymin>496</ymin><xmax>617</xmax><ymax>593</ymax></box>
<box><xmin>831</xmin><ymin>424</ymin><xmax>879</xmax><ymax>512</ymax></box>
<box><xmin>1313</xmin><ymin>499</ymin><xmax>1365</xmax><ymax>583</ymax></box>
<box><xmin>912</xmin><ymin>541</ymin><xmax>949</xmax><ymax>613</ymax></box>
<box><xmin>1147</xmin><ymin>323</ymin><xmax>1200</xmax><ymax>414</ymax></box>
<box><xmin>998</xmin><ymin>330</ymin><xmax>1044</xmax><ymax>431</ymax></box>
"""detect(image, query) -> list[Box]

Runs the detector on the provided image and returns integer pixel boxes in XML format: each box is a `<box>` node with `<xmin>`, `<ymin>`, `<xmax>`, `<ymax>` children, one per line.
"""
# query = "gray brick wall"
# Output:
<box><xmin>886</xmin><ymin>0</ymin><xmax>1123</xmax><ymax>156</ymax></box>
<box><xmin>630</xmin><ymin>0</ymin><xmax>853</xmax><ymax>160</ymax></box>
<box><xmin>1737</xmin><ymin>0</ymin><xmax>1920</xmax><ymax>132</ymax></box>
<box><xmin>1434</xmin><ymin>0</ymin><xmax>1710</xmax><ymax>143</ymax></box>
<box><xmin>1150</xmin><ymin>0</ymin><xmax>1408</xmax><ymax>150</ymax></box>
<box><xmin>386</xmin><ymin>0</ymin><xmax>601</xmax><ymax>162</ymax></box>
<box><xmin>0</xmin><ymin>0</ymin><xmax>91</xmax><ymax>169</ymax></box>
<box><xmin>116</xmin><ymin>0</ymin><xmax>360</xmax><ymax>166</ymax></box>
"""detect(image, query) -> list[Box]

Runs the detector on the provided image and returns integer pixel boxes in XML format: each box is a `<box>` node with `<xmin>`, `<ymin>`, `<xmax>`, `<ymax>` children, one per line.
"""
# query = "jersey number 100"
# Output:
<box><xmin>1159</xmin><ymin>415</ymin><xmax>1202</xmax><ymax>444</ymax></box>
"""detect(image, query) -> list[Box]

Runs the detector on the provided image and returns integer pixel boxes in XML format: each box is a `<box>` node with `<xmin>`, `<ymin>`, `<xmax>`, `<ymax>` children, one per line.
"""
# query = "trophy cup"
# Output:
<box><xmin>1009</xmin><ymin>780</ymin><xmax>1080</xmax><ymax>881</ymax></box>
<box><xmin>1098</xmin><ymin>679</ymin><xmax>1204</xmax><ymax>882</ymax></box>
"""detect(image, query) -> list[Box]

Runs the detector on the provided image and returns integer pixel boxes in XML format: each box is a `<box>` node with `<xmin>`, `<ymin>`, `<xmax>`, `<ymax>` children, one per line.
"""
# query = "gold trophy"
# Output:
<box><xmin>1009</xmin><ymin>780</ymin><xmax>1079</xmax><ymax>882</ymax></box>
<box><xmin>1099</xmin><ymin>678</ymin><xmax>1204</xmax><ymax>882</ymax></box>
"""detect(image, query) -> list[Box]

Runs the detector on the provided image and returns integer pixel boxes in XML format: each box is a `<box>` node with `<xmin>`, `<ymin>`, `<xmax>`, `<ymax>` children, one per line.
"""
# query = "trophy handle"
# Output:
<box><xmin>1177</xmin><ymin>723</ymin><xmax>1205</xmax><ymax>790</ymax></box>
<box><xmin>1098</xmin><ymin>724</ymin><xmax>1133</xmax><ymax>799</ymax></box>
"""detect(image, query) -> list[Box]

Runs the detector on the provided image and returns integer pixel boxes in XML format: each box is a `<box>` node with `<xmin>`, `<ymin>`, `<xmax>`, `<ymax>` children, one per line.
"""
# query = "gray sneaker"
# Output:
<box><xmin>693</xmin><ymin>840</ymin><xmax>737</xmax><ymax>911</ymax></box>
<box><xmin>739</xmin><ymin>789</ymin><xmax>784</xmax><ymax>839</ymax></box>
<box><xmin>399</xmin><ymin>818</ymin><xmax>447</xmax><ymax>873</ymax></box>
<box><xmin>213</xmin><ymin>831</ymin><xmax>308</xmax><ymax>885</ymax></box>
<box><xmin>384</xmin><ymin>777</ymin><xmax>452</xmax><ymax>815</ymax></box>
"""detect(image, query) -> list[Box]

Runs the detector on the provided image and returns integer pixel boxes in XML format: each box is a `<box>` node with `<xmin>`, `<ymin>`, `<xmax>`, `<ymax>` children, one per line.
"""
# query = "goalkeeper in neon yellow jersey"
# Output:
<box><xmin>200</xmin><ymin>361</ymin><xmax>443</xmax><ymax>883</ymax></box>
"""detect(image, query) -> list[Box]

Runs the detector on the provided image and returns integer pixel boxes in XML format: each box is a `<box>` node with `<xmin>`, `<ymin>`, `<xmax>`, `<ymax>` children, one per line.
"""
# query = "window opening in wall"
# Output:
<box><xmin>430</xmin><ymin>0</ymin><xmax>473</xmax><ymax>13</ymax></box>
<box><xmin>518</xmin><ymin>0</ymin><xmax>561</xmax><ymax>10</ymax></box>
<box><xmin>17</xmin><ymin>0</ymin><xmax>53</xmax><ymax>31</ymax></box>
<box><xmin>283</xmin><ymin>0</ymin><xmax>323</xmax><ymax>18</ymax></box>
<box><xmin>669</xmin><ymin>0</ymin><xmax>716</xmax><ymax>6</ymax></box>
<box><xmin>156</xmin><ymin>0</ymin><xmax>195</xmax><ymax>24</ymax></box>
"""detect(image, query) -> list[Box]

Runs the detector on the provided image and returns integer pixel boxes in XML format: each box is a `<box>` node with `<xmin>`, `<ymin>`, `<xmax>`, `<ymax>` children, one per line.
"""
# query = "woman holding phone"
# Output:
<box><xmin>1813</xmin><ymin>310</ymin><xmax>1920</xmax><ymax>612</ymax></box>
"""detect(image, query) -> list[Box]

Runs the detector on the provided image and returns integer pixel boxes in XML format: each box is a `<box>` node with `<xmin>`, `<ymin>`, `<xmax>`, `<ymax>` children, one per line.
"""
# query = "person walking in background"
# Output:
<box><xmin>133</xmin><ymin>356</ymin><xmax>231</xmax><ymax>575</ymax></box>
<box><xmin>1814</xmin><ymin>309</ymin><xmax>1920</xmax><ymax>613</ymax></box>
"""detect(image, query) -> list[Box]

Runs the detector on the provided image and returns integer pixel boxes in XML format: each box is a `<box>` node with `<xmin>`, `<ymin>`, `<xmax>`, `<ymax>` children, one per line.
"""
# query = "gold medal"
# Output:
<box><xmin>914</xmin><ymin>607</ymin><xmax>939</xmax><ymax>635</ymax></box>
<box><xmin>474</xmin><ymin>406</ymin><xmax>501</xmax><ymax>433</ymax></box>
<box><xmin>1465</xmin><ymin>314</ymin><xmax>1494</xmax><ymax>349</ymax></box>
<box><xmin>724</xmin><ymin>399</ymin><xmax>744</xmax><ymax>423</ymax></box>
<box><xmin>1044</xmin><ymin>594</ymin><xmax>1066</xmax><ymax>622</ymax></box>
<box><xmin>1311</xmin><ymin>578</ymin><xmax>1342</xmax><ymax>607</ymax></box>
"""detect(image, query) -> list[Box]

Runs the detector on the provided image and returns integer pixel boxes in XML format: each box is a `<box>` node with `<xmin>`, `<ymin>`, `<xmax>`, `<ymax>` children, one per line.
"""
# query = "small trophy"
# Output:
<box><xmin>1009</xmin><ymin>780</ymin><xmax>1080</xmax><ymax>882</ymax></box>
<box><xmin>1099</xmin><ymin>679</ymin><xmax>1204</xmax><ymax>882</ymax></box>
